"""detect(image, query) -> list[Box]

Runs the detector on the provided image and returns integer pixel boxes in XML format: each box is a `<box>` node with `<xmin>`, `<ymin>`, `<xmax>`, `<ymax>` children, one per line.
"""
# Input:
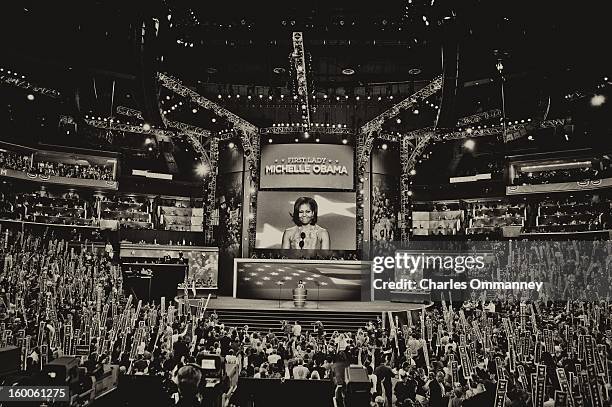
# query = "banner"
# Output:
<box><xmin>535</xmin><ymin>364</ymin><xmax>546</xmax><ymax>407</ymax></box>
<box><xmin>557</xmin><ymin>368</ymin><xmax>575</xmax><ymax>407</ymax></box>
<box><xmin>494</xmin><ymin>378</ymin><xmax>508</xmax><ymax>407</ymax></box>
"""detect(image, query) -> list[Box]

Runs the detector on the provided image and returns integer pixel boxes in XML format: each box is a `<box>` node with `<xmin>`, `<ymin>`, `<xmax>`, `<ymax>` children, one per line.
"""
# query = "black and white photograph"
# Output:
<box><xmin>1</xmin><ymin>1</ymin><xmax>612</xmax><ymax>407</ymax></box>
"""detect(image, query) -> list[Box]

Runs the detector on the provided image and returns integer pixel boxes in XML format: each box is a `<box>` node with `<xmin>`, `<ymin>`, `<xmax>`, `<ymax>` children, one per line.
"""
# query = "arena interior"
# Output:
<box><xmin>1</xmin><ymin>1</ymin><xmax>612</xmax><ymax>406</ymax></box>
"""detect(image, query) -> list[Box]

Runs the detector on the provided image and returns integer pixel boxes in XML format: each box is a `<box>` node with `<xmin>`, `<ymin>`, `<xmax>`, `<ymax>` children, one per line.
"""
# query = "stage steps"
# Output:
<box><xmin>209</xmin><ymin>308</ymin><xmax>382</xmax><ymax>336</ymax></box>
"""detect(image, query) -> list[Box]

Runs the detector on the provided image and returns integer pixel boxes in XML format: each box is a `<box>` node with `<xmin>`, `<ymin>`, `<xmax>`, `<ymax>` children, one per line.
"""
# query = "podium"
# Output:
<box><xmin>292</xmin><ymin>288</ymin><xmax>307</xmax><ymax>307</ymax></box>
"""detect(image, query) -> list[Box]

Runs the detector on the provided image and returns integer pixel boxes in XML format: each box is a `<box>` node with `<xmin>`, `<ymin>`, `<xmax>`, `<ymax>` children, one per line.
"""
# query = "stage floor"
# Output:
<box><xmin>182</xmin><ymin>296</ymin><xmax>430</xmax><ymax>313</ymax></box>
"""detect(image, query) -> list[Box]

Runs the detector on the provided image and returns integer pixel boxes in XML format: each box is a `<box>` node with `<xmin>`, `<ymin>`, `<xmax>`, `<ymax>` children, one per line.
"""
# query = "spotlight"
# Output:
<box><xmin>407</xmin><ymin>190</ymin><xmax>413</xmax><ymax>196</ymax></box>
<box><xmin>211</xmin><ymin>118</ymin><xmax>217</xmax><ymax>123</ymax></box>
<box><xmin>192</xmin><ymin>108</ymin><xmax>198</xmax><ymax>113</ymax></box>
<box><xmin>145</xmin><ymin>137</ymin><xmax>153</xmax><ymax>144</ymax></box>
<box><xmin>228</xmin><ymin>142</ymin><xmax>235</xmax><ymax>149</ymax></box>
<box><xmin>304</xmin><ymin>131</ymin><xmax>310</xmax><ymax>139</ymax></box>
<box><xmin>142</xmin><ymin>123</ymin><xmax>151</xmax><ymax>131</ymax></box>
<box><xmin>381</xmin><ymin>143</ymin><xmax>388</xmax><ymax>150</ymax></box>
<box><xmin>591</xmin><ymin>94</ymin><xmax>606</xmax><ymax>107</ymax></box>
<box><xmin>27</xmin><ymin>94</ymin><xmax>34</xmax><ymax>101</ymax></box>
<box><xmin>410</xmin><ymin>169</ymin><xmax>416</xmax><ymax>175</ymax></box>
<box><xmin>295</xmin><ymin>138</ymin><xmax>299</xmax><ymax>142</ymax></box>
<box><xmin>527</xmin><ymin>135</ymin><xmax>534</xmax><ymax>141</ymax></box>
<box><xmin>315</xmin><ymin>138</ymin><xmax>320</xmax><ymax>142</ymax></box>
<box><xmin>413</xmin><ymin>109</ymin><xmax>419</xmax><ymax>115</ymax></box>
<box><xmin>463</xmin><ymin>139</ymin><xmax>475</xmax><ymax>150</ymax></box>
<box><xmin>342</xmin><ymin>139</ymin><xmax>348</xmax><ymax>144</ymax></box>
<box><xmin>196</xmin><ymin>163</ymin><xmax>210</xmax><ymax>177</ymax></box>
<box><xmin>268</xmin><ymin>138</ymin><xmax>273</xmax><ymax>143</ymax></box>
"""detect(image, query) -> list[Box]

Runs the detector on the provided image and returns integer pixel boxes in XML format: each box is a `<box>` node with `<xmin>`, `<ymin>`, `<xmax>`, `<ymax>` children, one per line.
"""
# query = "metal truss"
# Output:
<box><xmin>456</xmin><ymin>109</ymin><xmax>502</xmax><ymax>127</ymax></box>
<box><xmin>439</xmin><ymin>118</ymin><xmax>566</xmax><ymax>141</ymax></box>
<box><xmin>205</xmin><ymin>138</ymin><xmax>219</xmax><ymax>244</ymax></box>
<box><xmin>291</xmin><ymin>32</ymin><xmax>312</xmax><ymax>128</ymax></box>
<box><xmin>116</xmin><ymin>105</ymin><xmax>212</xmax><ymax>138</ymax></box>
<box><xmin>60</xmin><ymin>115</ymin><xmax>175</xmax><ymax>142</ymax></box>
<box><xmin>158</xmin><ymin>72</ymin><xmax>259</xmax><ymax>167</ymax></box>
<box><xmin>260</xmin><ymin>126</ymin><xmax>351</xmax><ymax>135</ymax></box>
<box><xmin>0</xmin><ymin>75</ymin><xmax>61</xmax><ymax>98</ymax></box>
<box><xmin>359</xmin><ymin>75</ymin><xmax>443</xmax><ymax>135</ymax></box>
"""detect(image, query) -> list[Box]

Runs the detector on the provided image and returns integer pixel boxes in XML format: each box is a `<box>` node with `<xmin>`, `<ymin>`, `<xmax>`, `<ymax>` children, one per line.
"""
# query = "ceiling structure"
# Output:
<box><xmin>1</xmin><ymin>1</ymin><xmax>611</xmax><ymax>181</ymax></box>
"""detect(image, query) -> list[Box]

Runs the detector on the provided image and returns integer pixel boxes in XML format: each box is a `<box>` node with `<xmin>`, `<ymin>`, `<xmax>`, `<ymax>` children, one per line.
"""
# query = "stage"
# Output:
<box><xmin>181</xmin><ymin>296</ymin><xmax>430</xmax><ymax>312</ymax></box>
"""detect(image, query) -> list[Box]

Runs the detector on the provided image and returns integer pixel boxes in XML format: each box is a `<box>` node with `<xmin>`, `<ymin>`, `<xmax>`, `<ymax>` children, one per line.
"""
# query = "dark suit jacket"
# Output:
<box><xmin>428</xmin><ymin>380</ymin><xmax>446</xmax><ymax>407</ymax></box>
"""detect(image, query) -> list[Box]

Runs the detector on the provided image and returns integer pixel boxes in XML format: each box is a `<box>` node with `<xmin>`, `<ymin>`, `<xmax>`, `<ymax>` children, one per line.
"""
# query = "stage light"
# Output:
<box><xmin>413</xmin><ymin>109</ymin><xmax>419</xmax><ymax>115</ymax></box>
<box><xmin>26</xmin><ymin>94</ymin><xmax>35</xmax><ymax>101</ymax></box>
<box><xmin>565</xmin><ymin>134</ymin><xmax>570</xmax><ymax>141</ymax></box>
<box><xmin>143</xmin><ymin>123</ymin><xmax>151</xmax><ymax>131</ymax></box>
<box><xmin>410</xmin><ymin>169</ymin><xmax>416</xmax><ymax>175</ymax></box>
<box><xmin>148</xmin><ymin>147</ymin><xmax>153</xmax><ymax>151</ymax></box>
<box><xmin>396</xmin><ymin>118</ymin><xmax>401</xmax><ymax>124</ymax></box>
<box><xmin>145</xmin><ymin>137</ymin><xmax>153</xmax><ymax>144</ymax></box>
<box><xmin>342</xmin><ymin>139</ymin><xmax>348</xmax><ymax>144</ymax></box>
<box><xmin>295</xmin><ymin>138</ymin><xmax>299</xmax><ymax>142</ymax></box>
<box><xmin>192</xmin><ymin>108</ymin><xmax>198</xmax><ymax>113</ymax></box>
<box><xmin>196</xmin><ymin>163</ymin><xmax>209</xmax><ymax>177</ymax></box>
<box><xmin>591</xmin><ymin>94</ymin><xmax>606</xmax><ymax>107</ymax></box>
<box><xmin>268</xmin><ymin>138</ymin><xmax>273</xmax><ymax>143</ymax></box>
<box><xmin>228</xmin><ymin>142</ymin><xmax>235</xmax><ymax>149</ymax></box>
<box><xmin>527</xmin><ymin>135</ymin><xmax>534</xmax><ymax>141</ymax></box>
<box><xmin>407</xmin><ymin>190</ymin><xmax>413</xmax><ymax>196</ymax></box>
<box><xmin>304</xmin><ymin>131</ymin><xmax>310</xmax><ymax>138</ymax></box>
<box><xmin>356</xmin><ymin>96</ymin><xmax>360</xmax><ymax>100</ymax></box>
<box><xmin>218</xmin><ymin>94</ymin><xmax>222</xmax><ymax>99</ymax></box>
<box><xmin>315</xmin><ymin>138</ymin><xmax>320</xmax><ymax>142</ymax></box>
<box><xmin>381</xmin><ymin>143</ymin><xmax>388</xmax><ymax>150</ymax></box>
<box><xmin>211</xmin><ymin>118</ymin><xmax>217</xmax><ymax>123</ymax></box>
<box><xmin>464</xmin><ymin>139</ymin><xmax>475</xmax><ymax>150</ymax></box>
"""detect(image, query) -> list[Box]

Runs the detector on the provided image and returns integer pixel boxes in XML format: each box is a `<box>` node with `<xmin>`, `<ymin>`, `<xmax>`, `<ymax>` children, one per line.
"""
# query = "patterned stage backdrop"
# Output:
<box><xmin>234</xmin><ymin>259</ymin><xmax>367</xmax><ymax>301</ymax></box>
<box><xmin>216</xmin><ymin>171</ymin><xmax>244</xmax><ymax>257</ymax></box>
<box><xmin>371</xmin><ymin>174</ymin><xmax>400</xmax><ymax>244</ymax></box>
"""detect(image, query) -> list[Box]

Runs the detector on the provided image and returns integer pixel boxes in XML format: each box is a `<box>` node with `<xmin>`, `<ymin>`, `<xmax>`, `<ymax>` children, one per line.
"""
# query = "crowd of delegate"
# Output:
<box><xmin>1</xmin><ymin>229</ymin><xmax>612</xmax><ymax>406</ymax></box>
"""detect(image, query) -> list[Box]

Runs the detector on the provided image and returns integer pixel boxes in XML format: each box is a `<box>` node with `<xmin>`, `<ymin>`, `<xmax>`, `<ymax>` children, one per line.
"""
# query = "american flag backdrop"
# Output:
<box><xmin>235</xmin><ymin>260</ymin><xmax>367</xmax><ymax>300</ymax></box>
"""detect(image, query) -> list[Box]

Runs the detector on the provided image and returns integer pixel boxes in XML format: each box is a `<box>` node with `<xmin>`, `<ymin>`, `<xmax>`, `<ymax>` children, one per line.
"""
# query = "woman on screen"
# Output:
<box><xmin>282</xmin><ymin>197</ymin><xmax>330</xmax><ymax>250</ymax></box>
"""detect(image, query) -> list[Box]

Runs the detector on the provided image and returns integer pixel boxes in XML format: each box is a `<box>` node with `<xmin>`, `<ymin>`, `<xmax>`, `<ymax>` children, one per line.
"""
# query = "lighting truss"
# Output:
<box><xmin>116</xmin><ymin>106</ymin><xmax>212</xmax><ymax>138</ymax></box>
<box><xmin>59</xmin><ymin>116</ymin><xmax>175</xmax><ymax>142</ymax></box>
<box><xmin>358</xmin><ymin>74</ymin><xmax>444</xmax><ymax>135</ymax></box>
<box><xmin>260</xmin><ymin>126</ymin><xmax>351</xmax><ymax>135</ymax></box>
<box><xmin>403</xmin><ymin>131</ymin><xmax>435</xmax><ymax>173</ymax></box>
<box><xmin>456</xmin><ymin>109</ymin><xmax>502</xmax><ymax>127</ymax></box>
<box><xmin>158</xmin><ymin>72</ymin><xmax>259</xmax><ymax>167</ymax></box>
<box><xmin>291</xmin><ymin>32</ymin><xmax>312</xmax><ymax>129</ymax></box>
<box><xmin>0</xmin><ymin>75</ymin><xmax>61</xmax><ymax>99</ymax></box>
<box><xmin>439</xmin><ymin>119</ymin><xmax>566</xmax><ymax>141</ymax></box>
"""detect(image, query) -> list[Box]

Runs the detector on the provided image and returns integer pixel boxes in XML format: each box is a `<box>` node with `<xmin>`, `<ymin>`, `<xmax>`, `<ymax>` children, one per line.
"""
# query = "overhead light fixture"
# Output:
<box><xmin>273</xmin><ymin>67</ymin><xmax>286</xmax><ymax>74</ymax></box>
<box><xmin>26</xmin><ymin>94</ymin><xmax>34</xmax><ymax>101</ymax></box>
<box><xmin>207</xmin><ymin>67</ymin><xmax>218</xmax><ymax>74</ymax></box>
<box><xmin>342</xmin><ymin>68</ymin><xmax>355</xmax><ymax>75</ymax></box>
<box><xmin>591</xmin><ymin>94</ymin><xmax>606</xmax><ymax>107</ymax></box>
<box><xmin>463</xmin><ymin>139</ymin><xmax>475</xmax><ymax>150</ymax></box>
<box><xmin>408</xmin><ymin>68</ymin><xmax>421</xmax><ymax>75</ymax></box>
<box><xmin>381</xmin><ymin>144</ymin><xmax>388</xmax><ymax>150</ymax></box>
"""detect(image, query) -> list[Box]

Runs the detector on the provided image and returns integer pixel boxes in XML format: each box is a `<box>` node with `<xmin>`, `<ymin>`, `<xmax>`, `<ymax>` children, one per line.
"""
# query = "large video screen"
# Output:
<box><xmin>255</xmin><ymin>191</ymin><xmax>356</xmax><ymax>250</ymax></box>
<box><xmin>259</xmin><ymin>144</ymin><xmax>354</xmax><ymax>190</ymax></box>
